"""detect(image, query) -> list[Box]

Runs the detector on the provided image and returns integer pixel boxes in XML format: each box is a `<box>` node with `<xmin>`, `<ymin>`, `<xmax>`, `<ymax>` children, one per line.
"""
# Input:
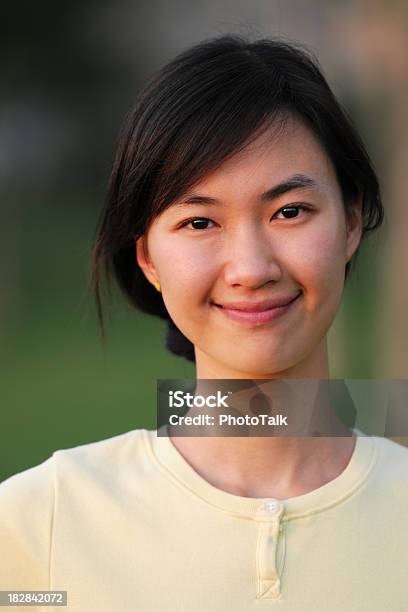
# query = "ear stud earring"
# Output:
<box><xmin>154</xmin><ymin>281</ymin><xmax>161</xmax><ymax>292</ymax></box>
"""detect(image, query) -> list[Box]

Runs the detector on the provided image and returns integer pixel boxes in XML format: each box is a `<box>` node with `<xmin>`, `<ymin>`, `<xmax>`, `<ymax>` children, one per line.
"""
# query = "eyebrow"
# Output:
<box><xmin>175</xmin><ymin>173</ymin><xmax>318</xmax><ymax>207</ymax></box>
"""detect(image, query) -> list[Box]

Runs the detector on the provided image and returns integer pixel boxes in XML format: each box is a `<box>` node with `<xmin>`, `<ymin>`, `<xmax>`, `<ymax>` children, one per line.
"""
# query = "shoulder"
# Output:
<box><xmin>0</xmin><ymin>429</ymin><xmax>151</xmax><ymax>587</ymax></box>
<box><xmin>0</xmin><ymin>428</ymin><xmax>151</xmax><ymax>535</ymax></box>
<box><xmin>0</xmin><ymin>456</ymin><xmax>56</xmax><ymax>588</ymax></box>
<box><xmin>375</xmin><ymin>435</ymin><xmax>408</xmax><ymax>466</ymax></box>
<box><xmin>369</xmin><ymin>435</ymin><xmax>408</xmax><ymax>494</ymax></box>
<box><xmin>49</xmin><ymin>428</ymin><xmax>153</xmax><ymax>491</ymax></box>
<box><xmin>0</xmin><ymin>428</ymin><xmax>149</xmax><ymax>499</ymax></box>
<box><xmin>0</xmin><ymin>455</ymin><xmax>55</xmax><ymax>547</ymax></box>
<box><xmin>51</xmin><ymin>427</ymin><xmax>150</xmax><ymax>471</ymax></box>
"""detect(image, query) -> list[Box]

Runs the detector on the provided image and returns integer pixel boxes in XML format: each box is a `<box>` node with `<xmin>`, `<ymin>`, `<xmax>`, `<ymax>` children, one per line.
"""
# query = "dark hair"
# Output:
<box><xmin>90</xmin><ymin>34</ymin><xmax>384</xmax><ymax>363</ymax></box>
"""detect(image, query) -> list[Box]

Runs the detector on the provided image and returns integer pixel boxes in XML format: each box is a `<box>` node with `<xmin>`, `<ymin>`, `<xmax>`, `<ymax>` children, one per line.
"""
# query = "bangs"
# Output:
<box><xmin>128</xmin><ymin>45</ymin><xmax>291</xmax><ymax>234</ymax></box>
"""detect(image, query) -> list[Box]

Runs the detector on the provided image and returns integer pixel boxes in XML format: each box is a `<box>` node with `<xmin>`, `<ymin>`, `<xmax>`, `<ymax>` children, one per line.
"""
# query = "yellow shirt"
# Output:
<box><xmin>1</xmin><ymin>428</ymin><xmax>408</xmax><ymax>611</ymax></box>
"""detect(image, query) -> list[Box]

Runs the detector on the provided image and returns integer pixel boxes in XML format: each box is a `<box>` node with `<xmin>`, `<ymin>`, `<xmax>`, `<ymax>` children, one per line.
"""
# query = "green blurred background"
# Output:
<box><xmin>2</xmin><ymin>0</ymin><xmax>407</xmax><ymax>481</ymax></box>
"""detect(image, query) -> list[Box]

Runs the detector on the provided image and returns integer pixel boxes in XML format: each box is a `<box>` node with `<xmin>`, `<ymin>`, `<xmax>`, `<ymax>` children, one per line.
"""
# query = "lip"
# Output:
<box><xmin>215</xmin><ymin>294</ymin><xmax>301</xmax><ymax>312</ymax></box>
<box><xmin>212</xmin><ymin>292</ymin><xmax>302</xmax><ymax>324</ymax></box>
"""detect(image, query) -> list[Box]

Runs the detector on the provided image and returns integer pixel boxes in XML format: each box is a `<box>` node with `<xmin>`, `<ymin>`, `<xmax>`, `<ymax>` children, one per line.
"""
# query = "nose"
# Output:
<box><xmin>222</xmin><ymin>225</ymin><xmax>282</xmax><ymax>289</ymax></box>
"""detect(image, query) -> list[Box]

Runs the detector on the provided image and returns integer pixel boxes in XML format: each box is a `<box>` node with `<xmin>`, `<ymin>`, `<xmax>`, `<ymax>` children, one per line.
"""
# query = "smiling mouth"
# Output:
<box><xmin>211</xmin><ymin>292</ymin><xmax>302</xmax><ymax>325</ymax></box>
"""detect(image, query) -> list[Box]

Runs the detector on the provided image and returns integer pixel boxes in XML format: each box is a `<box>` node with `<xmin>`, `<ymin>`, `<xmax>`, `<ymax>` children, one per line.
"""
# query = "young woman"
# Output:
<box><xmin>1</xmin><ymin>35</ymin><xmax>407</xmax><ymax>611</ymax></box>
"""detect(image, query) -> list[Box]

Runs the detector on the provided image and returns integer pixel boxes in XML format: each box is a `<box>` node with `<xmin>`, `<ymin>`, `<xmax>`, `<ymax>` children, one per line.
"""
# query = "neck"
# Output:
<box><xmin>168</xmin><ymin>340</ymin><xmax>356</xmax><ymax>499</ymax></box>
<box><xmin>194</xmin><ymin>336</ymin><xmax>331</xmax><ymax>380</ymax></box>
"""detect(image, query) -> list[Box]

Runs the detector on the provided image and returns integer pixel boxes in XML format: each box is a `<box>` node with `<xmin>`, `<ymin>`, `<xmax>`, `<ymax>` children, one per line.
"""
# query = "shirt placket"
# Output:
<box><xmin>254</xmin><ymin>499</ymin><xmax>285</xmax><ymax>600</ymax></box>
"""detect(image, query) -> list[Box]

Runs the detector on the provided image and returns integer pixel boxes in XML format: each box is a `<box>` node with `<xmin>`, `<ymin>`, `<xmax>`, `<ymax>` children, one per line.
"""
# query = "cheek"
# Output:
<box><xmin>153</xmin><ymin>237</ymin><xmax>217</xmax><ymax>301</ymax></box>
<box><xmin>285</xmin><ymin>217</ymin><xmax>346</xmax><ymax>304</ymax></box>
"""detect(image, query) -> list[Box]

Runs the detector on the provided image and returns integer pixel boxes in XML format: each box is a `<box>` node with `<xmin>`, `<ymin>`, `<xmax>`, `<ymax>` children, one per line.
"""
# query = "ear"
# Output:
<box><xmin>135</xmin><ymin>236</ymin><xmax>159</xmax><ymax>287</ymax></box>
<box><xmin>345</xmin><ymin>195</ymin><xmax>363</xmax><ymax>261</ymax></box>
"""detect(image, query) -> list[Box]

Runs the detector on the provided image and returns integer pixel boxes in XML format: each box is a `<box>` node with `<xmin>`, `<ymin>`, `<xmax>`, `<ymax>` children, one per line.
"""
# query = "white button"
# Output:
<box><xmin>263</xmin><ymin>498</ymin><xmax>281</xmax><ymax>515</ymax></box>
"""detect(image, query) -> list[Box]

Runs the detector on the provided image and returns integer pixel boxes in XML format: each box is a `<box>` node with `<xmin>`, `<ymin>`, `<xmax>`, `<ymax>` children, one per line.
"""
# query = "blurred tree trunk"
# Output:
<box><xmin>332</xmin><ymin>1</ymin><xmax>408</xmax><ymax>378</ymax></box>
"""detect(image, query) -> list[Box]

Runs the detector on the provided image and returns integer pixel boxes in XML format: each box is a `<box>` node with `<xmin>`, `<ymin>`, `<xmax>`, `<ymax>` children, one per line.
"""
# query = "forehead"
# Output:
<box><xmin>188</xmin><ymin>116</ymin><xmax>337</xmax><ymax>195</ymax></box>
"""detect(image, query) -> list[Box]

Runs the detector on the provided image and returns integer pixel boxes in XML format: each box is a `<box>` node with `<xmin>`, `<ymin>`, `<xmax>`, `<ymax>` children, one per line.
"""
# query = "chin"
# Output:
<box><xmin>216</xmin><ymin>350</ymin><xmax>298</xmax><ymax>378</ymax></box>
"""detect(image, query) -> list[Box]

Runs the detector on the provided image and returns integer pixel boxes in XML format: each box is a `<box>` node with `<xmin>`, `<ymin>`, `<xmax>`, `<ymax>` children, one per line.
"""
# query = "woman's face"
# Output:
<box><xmin>136</xmin><ymin>117</ymin><xmax>362</xmax><ymax>378</ymax></box>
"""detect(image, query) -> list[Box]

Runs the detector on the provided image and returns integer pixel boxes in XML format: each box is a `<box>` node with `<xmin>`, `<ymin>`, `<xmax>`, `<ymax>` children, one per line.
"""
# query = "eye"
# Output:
<box><xmin>179</xmin><ymin>217</ymin><xmax>215</xmax><ymax>230</ymax></box>
<box><xmin>178</xmin><ymin>205</ymin><xmax>312</xmax><ymax>230</ymax></box>
<box><xmin>273</xmin><ymin>205</ymin><xmax>310</xmax><ymax>220</ymax></box>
